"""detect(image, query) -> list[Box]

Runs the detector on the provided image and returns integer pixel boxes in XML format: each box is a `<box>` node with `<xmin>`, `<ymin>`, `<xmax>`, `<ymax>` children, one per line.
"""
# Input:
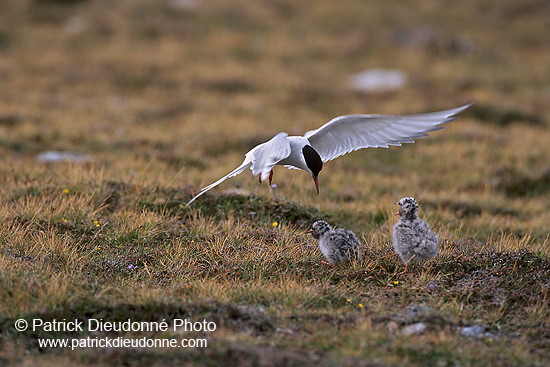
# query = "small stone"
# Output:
<box><xmin>402</xmin><ymin>322</ymin><xmax>427</xmax><ymax>335</ymax></box>
<box><xmin>167</xmin><ymin>0</ymin><xmax>200</xmax><ymax>10</ymax></box>
<box><xmin>65</xmin><ymin>16</ymin><xmax>87</xmax><ymax>34</ymax></box>
<box><xmin>460</xmin><ymin>325</ymin><xmax>495</xmax><ymax>339</ymax></box>
<box><xmin>37</xmin><ymin>151</ymin><xmax>93</xmax><ymax>163</ymax></box>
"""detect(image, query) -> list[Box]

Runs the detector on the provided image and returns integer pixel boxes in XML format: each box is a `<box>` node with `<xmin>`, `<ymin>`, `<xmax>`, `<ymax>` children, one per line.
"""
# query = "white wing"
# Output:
<box><xmin>186</xmin><ymin>132</ymin><xmax>291</xmax><ymax>206</ymax></box>
<box><xmin>304</xmin><ymin>104</ymin><xmax>472</xmax><ymax>162</ymax></box>
<box><xmin>249</xmin><ymin>132</ymin><xmax>291</xmax><ymax>180</ymax></box>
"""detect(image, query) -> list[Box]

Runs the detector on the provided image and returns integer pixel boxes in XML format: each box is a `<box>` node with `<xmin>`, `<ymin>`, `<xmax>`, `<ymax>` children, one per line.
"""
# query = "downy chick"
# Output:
<box><xmin>392</xmin><ymin>197</ymin><xmax>438</xmax><ymax>272</ymax></box>
<box><xmin>309</xmin><ymin>221</ymin><xmax>361</xmax><ymax>265</ymax></box>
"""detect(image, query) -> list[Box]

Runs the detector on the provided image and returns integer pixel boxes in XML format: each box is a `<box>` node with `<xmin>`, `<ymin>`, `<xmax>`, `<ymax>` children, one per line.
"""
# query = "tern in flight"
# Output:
<box><xmin>186</xmin><ymin>103</ymin><xmax>472</xmax><ymax>206</ymax></box>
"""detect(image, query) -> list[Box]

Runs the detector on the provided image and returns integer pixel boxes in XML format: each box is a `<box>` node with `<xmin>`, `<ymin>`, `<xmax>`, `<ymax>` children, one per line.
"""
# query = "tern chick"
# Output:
<box><xmin>309</xmin><ymin>221</ymin><xmax>361</xmax><ymax>265</ymax></box>
<box><xmin>392</xmin><ymin>197</ymin><xmax>439</xmax><ymax>272</ymax></box>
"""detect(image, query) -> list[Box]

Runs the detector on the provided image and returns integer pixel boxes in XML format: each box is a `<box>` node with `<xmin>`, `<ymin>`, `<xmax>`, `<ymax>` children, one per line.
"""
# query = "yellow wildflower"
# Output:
<box><xmin>62</xmin><ymin>188</ymin><xmax>70</xmax><ymax>194</ymax></box>
<box><xmin>272</xmin><ymin>221</ymin><xmax>279</xmax><ymax>227</ymax></box>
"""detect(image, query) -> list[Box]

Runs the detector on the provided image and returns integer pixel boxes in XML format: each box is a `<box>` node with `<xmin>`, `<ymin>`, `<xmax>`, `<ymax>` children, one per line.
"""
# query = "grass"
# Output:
<box><xmin>0</xmin><ymin>0</ymin><xmax>549</xmax><ymax>366</ymax></box>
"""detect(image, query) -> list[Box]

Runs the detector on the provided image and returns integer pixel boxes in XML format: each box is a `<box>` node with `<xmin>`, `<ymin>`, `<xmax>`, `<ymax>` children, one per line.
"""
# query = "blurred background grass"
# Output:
<box><xmin>0</xmin><ymin>0</ymin><xmax>549</xmax><ymax>366</ymax></box>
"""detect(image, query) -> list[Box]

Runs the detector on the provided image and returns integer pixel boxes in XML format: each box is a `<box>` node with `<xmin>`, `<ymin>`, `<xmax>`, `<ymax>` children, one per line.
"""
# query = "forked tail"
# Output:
<box><xmin>185</xmin><ymin>160</ymin><xmax>252</xmax><ymax>206</ymax></box>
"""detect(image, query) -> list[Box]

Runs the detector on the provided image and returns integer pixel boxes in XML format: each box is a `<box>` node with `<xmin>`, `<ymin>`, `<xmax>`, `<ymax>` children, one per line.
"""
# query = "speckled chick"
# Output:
<box><xmin>309</xmin><ymin>221</ymin><xmax>361</xmax><ymax>265</ymax></box>
<box><xmin>392</xmin><ymin>197</ymin><xmax>439</xmax><ymax>269</ymax></box>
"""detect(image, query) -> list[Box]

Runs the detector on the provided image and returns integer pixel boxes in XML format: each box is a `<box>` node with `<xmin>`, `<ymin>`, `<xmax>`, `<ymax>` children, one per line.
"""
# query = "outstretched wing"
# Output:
<box><xmin>304</xmin><ymin>104</ymin><xmax>472</xmax><ymax>162</ymax></box>
<box><xmin>186</xmin><ymin>132</ymin><xmax>291</xmax><ymax>206</ymax></box>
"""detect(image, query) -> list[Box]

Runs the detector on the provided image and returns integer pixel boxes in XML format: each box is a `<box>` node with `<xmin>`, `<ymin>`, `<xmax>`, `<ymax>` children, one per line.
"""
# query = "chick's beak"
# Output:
<box><xmin>312</xmin><ymin>175</ymin><xmax>319</xmax><ymax>194</ymax></box>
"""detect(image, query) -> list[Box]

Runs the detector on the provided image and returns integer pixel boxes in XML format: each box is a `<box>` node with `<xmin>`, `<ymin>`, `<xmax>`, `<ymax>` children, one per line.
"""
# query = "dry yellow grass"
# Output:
<box><xmin>0</xmin><ymin>0</ymin><xmax>549</xmax><ymax>366</ymax></box>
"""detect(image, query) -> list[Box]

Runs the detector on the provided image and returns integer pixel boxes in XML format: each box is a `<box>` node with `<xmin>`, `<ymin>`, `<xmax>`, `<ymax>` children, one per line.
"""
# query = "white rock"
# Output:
<box><xmin>460</xmin><ymin>325</ymin><xmax>495</xmax><ymax>339</ymax></box>
<box><xmin>402</xmin><ymin>322</ymin><xmax>427</xmax><ymax>335</ymax></box>
<box><xmin>65</xmin><ymin>16</ymin><xmax>87</xmax><ymax>34</ymax></box>
<box><xmin>37</xmin><ymin>151</ymin><xmax>93</xmax><ymax>163</ymax></box>
<box><xmin>349</xmin><ymin>69</ymin><xmax>407</xmax><ymax>93</ymax></box>
<box><xmin>167</xmin><ymin>0</ymin><xmax>200</xmax><ymax>10</ymax></box>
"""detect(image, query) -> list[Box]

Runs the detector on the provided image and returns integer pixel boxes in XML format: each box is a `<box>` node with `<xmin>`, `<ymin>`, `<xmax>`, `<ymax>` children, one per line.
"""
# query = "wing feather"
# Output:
<box><xmin>250</xmin><ymin>132</ymin><xmax>291</xmax><ymax>180</ymax></box>
<box><xmin>186</xmin><ymin>132</ymin><xmax>291</xmax><ymax>206</ymax></box>
<box><xmin>305</xmin><ymin>104</ymin><xmax>472</xmax><ymax>162</ymax></box>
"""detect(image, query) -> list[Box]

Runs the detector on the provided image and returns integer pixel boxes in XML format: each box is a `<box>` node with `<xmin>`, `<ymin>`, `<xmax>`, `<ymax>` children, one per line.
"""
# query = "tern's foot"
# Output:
<box><xmin>396</xmin><ymin>263</ymin><xmax>411</xmax><ymax>276</ymax></box>
<box><xmin>396</xmin><ymin>255</ymin><xmax>416</xmax><ymax>275</ymax></box>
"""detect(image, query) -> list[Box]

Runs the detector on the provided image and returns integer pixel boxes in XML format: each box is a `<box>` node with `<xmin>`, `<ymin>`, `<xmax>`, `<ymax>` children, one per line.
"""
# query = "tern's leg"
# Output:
<box><xmin>258</xmin><ymin>170</ymin><xmax>274</xmax><ymax>185</ymax></box>
<box><xmin>397</xmin><ymin>254</ymin><xmax>416</xmax><ymax>275</ymax></box>
<box><xmin>398</xmin><ymin>263</ymin><xmax>410</xmax><ymax>275</ymax></box>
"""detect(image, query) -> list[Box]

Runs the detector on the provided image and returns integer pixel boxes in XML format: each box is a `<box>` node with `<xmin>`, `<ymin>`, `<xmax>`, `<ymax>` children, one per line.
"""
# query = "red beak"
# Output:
<box><xmin>312</xmin><ymin>175</ymin><xmax>319</xmax><ymax>194</ymax></box>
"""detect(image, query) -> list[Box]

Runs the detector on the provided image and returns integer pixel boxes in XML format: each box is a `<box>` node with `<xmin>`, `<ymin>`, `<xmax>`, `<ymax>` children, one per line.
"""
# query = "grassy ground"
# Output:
<box><xmin>0</xmin><ymin>0</ymin><xmax>549</xmax><ymax>366</ymax></box>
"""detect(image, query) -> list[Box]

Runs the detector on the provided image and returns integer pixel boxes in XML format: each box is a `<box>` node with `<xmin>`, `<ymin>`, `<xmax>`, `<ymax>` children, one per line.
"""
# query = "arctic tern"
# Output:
<box><xmin>186</xmin><ymin>104</ymin><xmax>472</xmax><ymax>206</ymax></box>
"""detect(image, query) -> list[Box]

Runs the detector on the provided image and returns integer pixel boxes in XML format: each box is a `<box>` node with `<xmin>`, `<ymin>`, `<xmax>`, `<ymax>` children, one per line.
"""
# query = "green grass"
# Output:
<box><xmin>0</xmin><ymin>0</ymin><xmax>549</xmax><ymax>366</ymax></box>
